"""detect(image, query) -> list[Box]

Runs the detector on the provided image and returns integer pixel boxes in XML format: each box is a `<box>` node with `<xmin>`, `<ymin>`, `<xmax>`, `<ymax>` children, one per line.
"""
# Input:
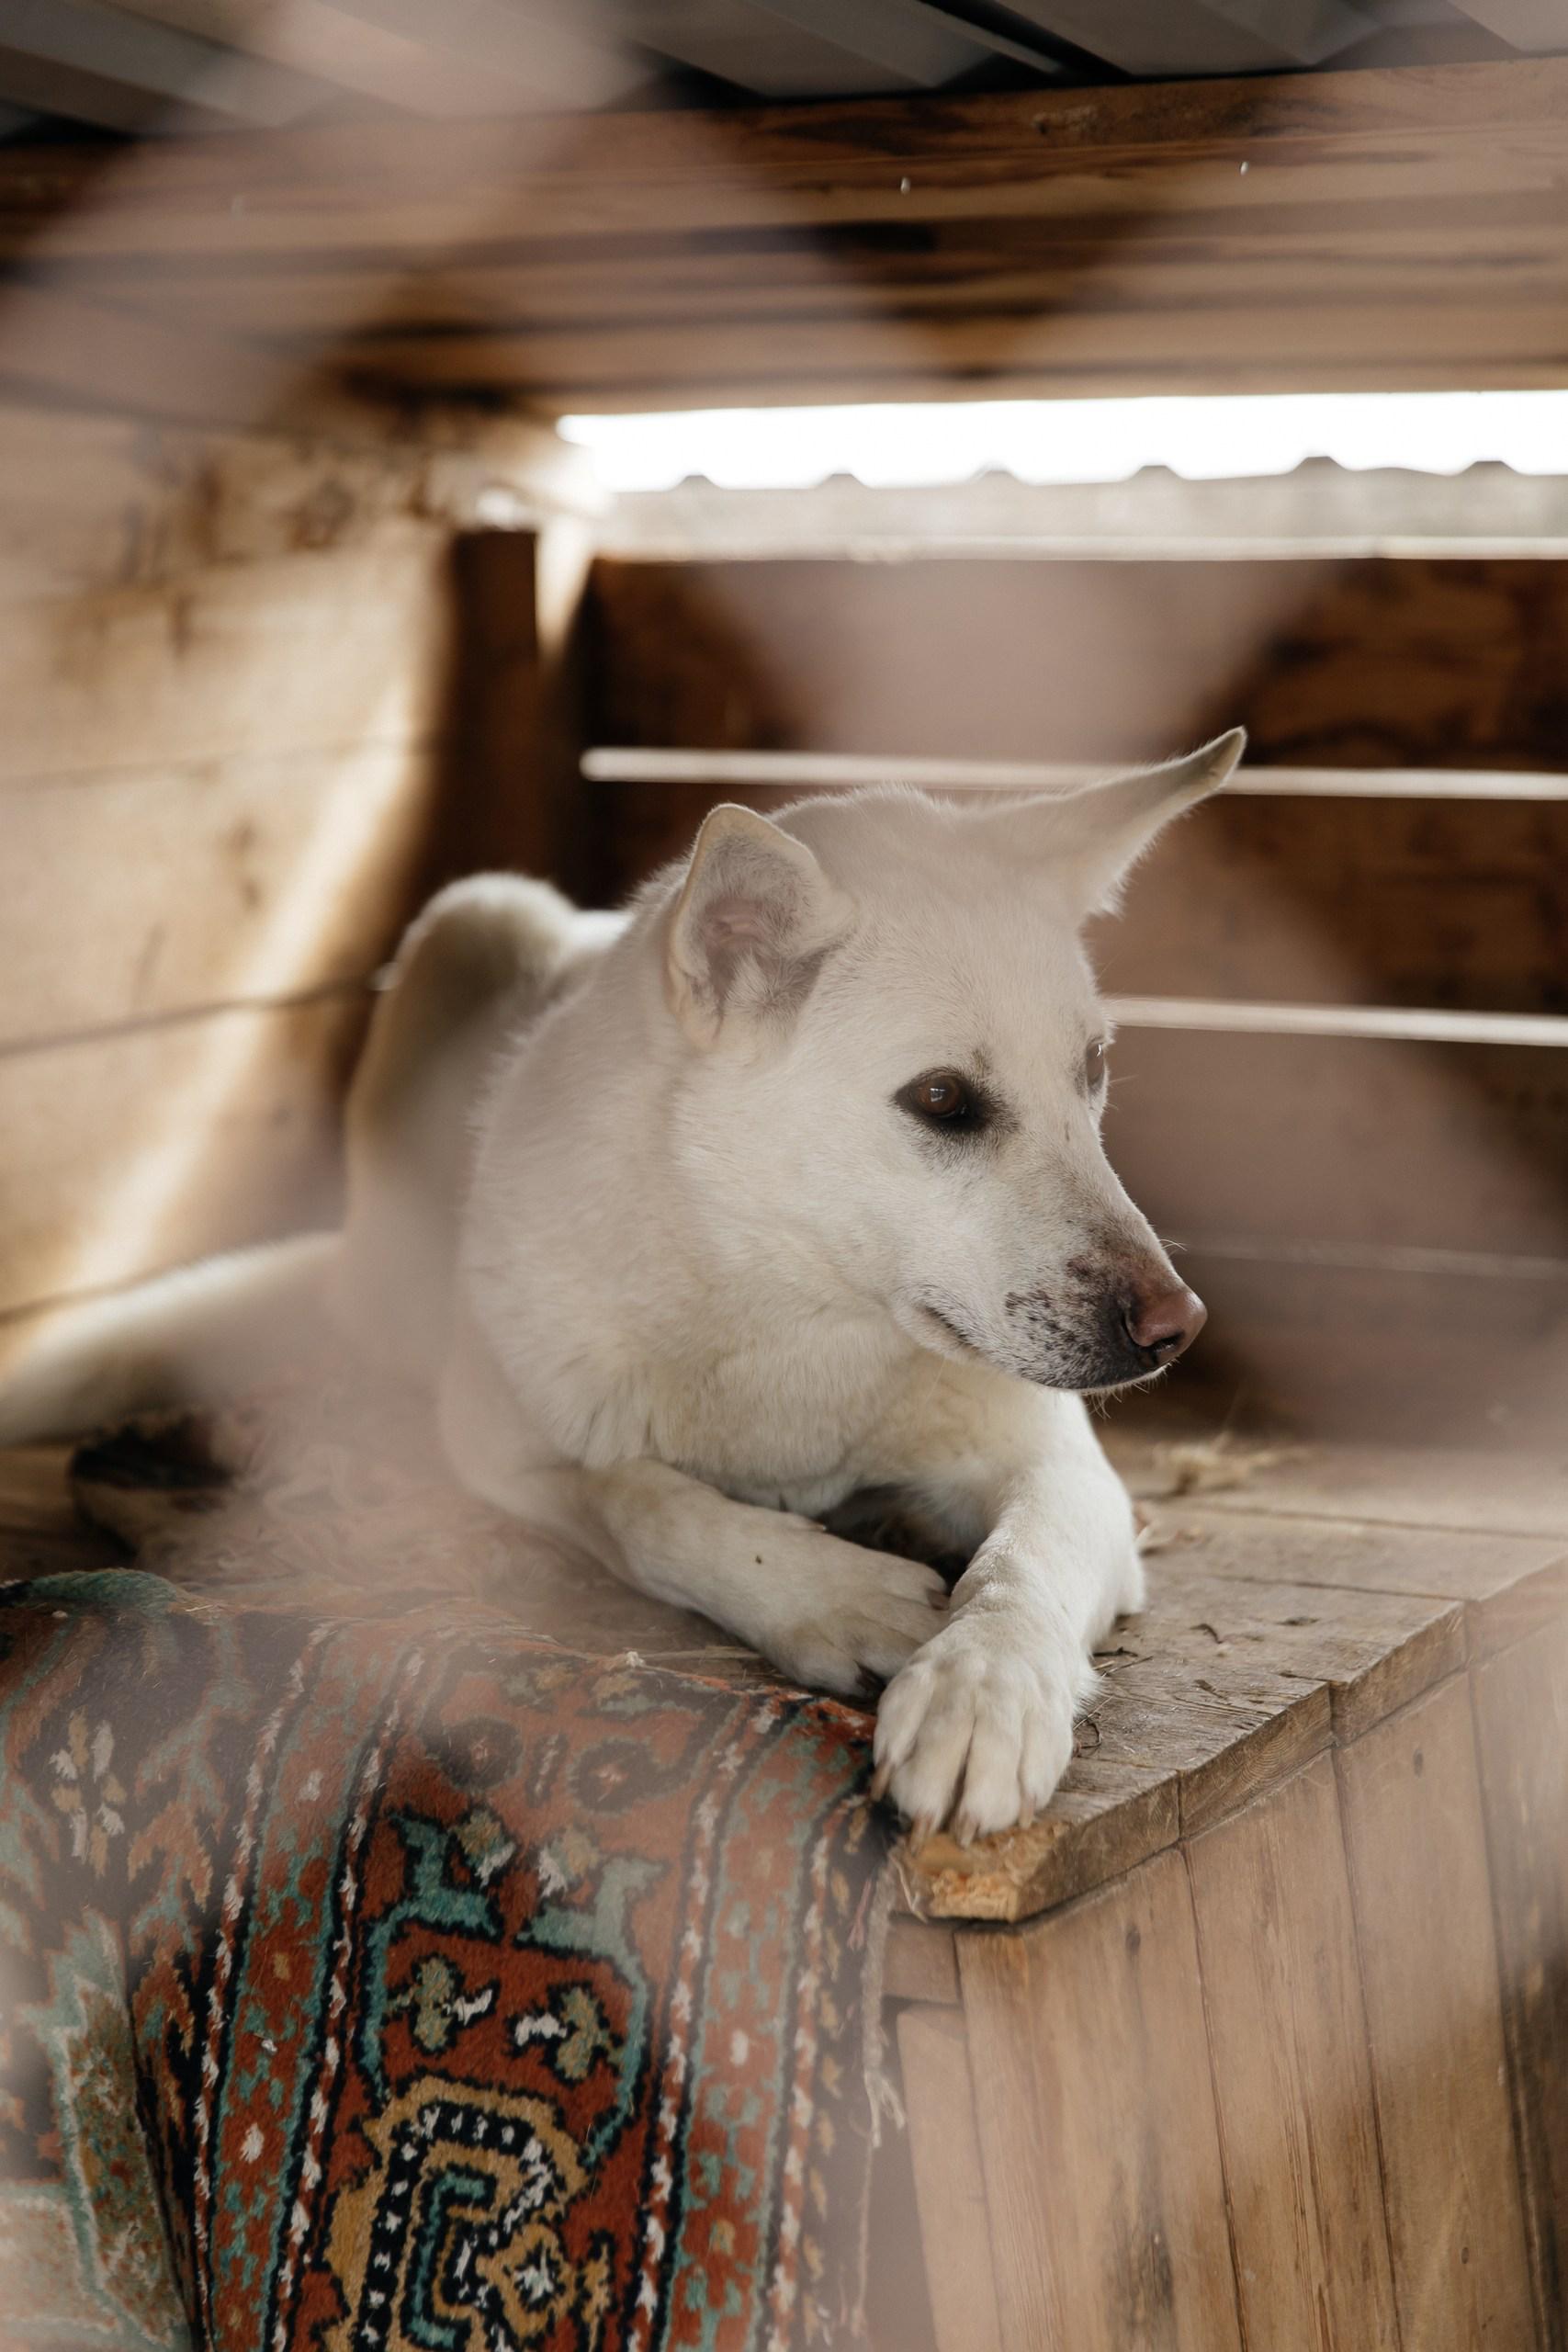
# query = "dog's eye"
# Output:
<box><xmin>1083</xmin><ymin>1038</ymin><xmax>1109</xmax><ymax>1089</ymax></box>
<box><xmin>899</xmin><ymin>1071</ymin><xmax>980</xmax><ymax>1127</ymax></box>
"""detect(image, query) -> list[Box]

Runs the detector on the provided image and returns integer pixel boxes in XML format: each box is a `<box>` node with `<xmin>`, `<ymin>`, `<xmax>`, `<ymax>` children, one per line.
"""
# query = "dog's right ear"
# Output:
<box><xmin>667</xmin><ymin>805</ymin><xmax>855</xmax><ymax>1049</ymax></box>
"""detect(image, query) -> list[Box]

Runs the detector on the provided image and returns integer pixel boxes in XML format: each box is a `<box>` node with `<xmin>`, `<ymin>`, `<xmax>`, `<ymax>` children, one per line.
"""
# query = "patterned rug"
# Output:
<box><xmin>0</xmin><ymin>1394</ymin><xmax>894</xmax><ymax>2351</ymax></box>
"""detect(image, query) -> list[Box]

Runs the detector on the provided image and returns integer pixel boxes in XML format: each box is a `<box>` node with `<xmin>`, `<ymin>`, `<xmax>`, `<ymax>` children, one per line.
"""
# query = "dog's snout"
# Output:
<box><xmin>1122</xmin><ymin>1281</ymin><xmax>1207</xmax><ymax>1363</ymax></box>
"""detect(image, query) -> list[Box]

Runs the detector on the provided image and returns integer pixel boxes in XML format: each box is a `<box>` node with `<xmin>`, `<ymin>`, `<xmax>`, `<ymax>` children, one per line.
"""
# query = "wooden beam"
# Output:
<box><xmin>1</xmin><ymin>58</ymin><xmax>1565</xmax><ymax>401</ymax></box>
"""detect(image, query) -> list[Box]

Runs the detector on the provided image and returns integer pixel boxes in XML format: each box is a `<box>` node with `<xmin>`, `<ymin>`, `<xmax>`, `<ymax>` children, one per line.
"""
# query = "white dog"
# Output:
<box><xmin>0</xmin><ymin>731</ymin><xmax>1242</xmax><ymax>1840</ymax></box>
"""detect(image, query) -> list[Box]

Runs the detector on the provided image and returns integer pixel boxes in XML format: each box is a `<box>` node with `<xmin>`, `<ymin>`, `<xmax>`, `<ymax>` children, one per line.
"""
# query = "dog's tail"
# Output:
<box><xmin>0</xmin><ymin>1230</ymin><xmax>337</xmax><ymax>1446</ymax></box>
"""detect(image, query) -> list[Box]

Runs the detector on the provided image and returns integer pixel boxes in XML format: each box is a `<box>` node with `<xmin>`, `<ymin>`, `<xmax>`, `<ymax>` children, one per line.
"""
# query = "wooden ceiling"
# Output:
<box><xmin>3</xmin><ymin>53</ymin><xmax>1568</xmax><ymax>420</ymax></box>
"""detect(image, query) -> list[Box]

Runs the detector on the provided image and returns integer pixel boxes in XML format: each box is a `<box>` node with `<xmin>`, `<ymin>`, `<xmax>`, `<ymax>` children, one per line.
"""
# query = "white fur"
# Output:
<box><xmin>0</xmin><ymin>732</ymin><xmax>1244</xmax><ymax>1841</ymax></box>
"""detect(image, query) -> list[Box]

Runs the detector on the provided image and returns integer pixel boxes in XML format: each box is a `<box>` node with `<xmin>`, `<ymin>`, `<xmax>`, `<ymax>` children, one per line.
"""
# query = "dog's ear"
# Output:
<box><xmin>668</xmin><ymin>804</ymin><xmax>856</xmax><ymax>1047</ymax></box>
<box><xmin>988</xmin><ymin>729</ymin><xmax>1245</xmax><ymax>913</ymax></box>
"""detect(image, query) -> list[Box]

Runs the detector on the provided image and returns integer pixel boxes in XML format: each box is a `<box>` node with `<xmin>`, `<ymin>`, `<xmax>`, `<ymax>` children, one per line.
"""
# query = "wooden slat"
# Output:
<box><xmin>1117</xmin><ymin>1433</ymin><xmax>1568</xmax><ymax>1545</ymax></box>
<box><xmin>0</xmin><ymin>994</ymin><xmax>365</xmax><ymax>1320</ymax></box>
<box><xmin>958</xmin><ymin>1849</ymin><xmax>1242</xmax><ymax>2352</ymax></box>
<box><xmin>343</xmin><ymin>299</ymin><xmax>1568</xmax><ymax>404</ymax></box>
<box><xmin>1185</xmin><ymin>1756</ymin><xmax>1400</xmax><ymax>2352</ymax></box>
<box><xmin>0</xmin><ymin>400</ymin><xmax>598</xmax><ymax>603</ymax></box>
<box><xmin>1472</xmin><ymin>1615</ymin><xmax>1568</xmax><ymax>2351</ymax></box>
<box><xmin>0</xmin><ymin>741</ymin><xmax>435</xmax><ymax>1050</ymax></box>
<box><xmin>0</xmin><ymin>0</ymin><xmax>328</xmax><ymax>127</ymax></box>
<box><xmin>1335</xmin><ymin>1675</ymin><xmax>1537</xmax><ymax>2352</ymax></box>
<box><xmin>0</xmin><ymin>543</ymin><xmax>451</xmax><ymax>784</ymax></box>
<box><xmin>896</xmin><ymin>2006</ymin><xmax>1005</xmax><ymax>2352</ymax></box>
<box><xmin>1125</xmin><ymin>1499</ymin><xmax>1568</xmax><ymax>1661</ymax></box>
<box><xmin>7</xmin><ymin>58</ymin><xmax>1568</xmax><ymax>265</ymax></box>
<box><xmin>0</xmin><ymin>281</ymin><xmax>287</xmax><ymax>430</ymax></box>
<box><xmin>0</xmin><ymin>58</ymin><xmax>1562</xmax><ymax>401</ymax></box>
<box><xmin>103</xmin><ymin>0</ymin><xmax>611</xmax><ymax>119</ymax></box>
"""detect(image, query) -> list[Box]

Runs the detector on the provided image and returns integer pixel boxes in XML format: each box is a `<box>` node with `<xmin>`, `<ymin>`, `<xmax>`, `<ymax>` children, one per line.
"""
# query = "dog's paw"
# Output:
<box><xmin>749</xmin><ymin>1530</ymin><xmax>950</xmax><ymax>1699</ymax></box>
<box><xmin>871</xmin><ymin>1609</ymin><xmax>1087</xmax><ymax>1842</ymax></box>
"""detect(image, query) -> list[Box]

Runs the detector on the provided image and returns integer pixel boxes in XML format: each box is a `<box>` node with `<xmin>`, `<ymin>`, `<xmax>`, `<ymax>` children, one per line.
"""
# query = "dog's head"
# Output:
<box><xmin>661</xmin><ymin>730</ymin><xmax>1244</xmax><ymax>1392</ymax></box>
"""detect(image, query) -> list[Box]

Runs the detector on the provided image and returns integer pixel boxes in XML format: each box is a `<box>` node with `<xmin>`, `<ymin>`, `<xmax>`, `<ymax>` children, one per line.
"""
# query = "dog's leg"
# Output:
<box><xmin>439</xmin><ymin>1335</ymin><xmax>947</xmax><ymax>1696</ymax></box>
<box><xmin>872</xmin><ymin>1397</ymin><xmax>1139</xmax><ymax>1842</ymax></box>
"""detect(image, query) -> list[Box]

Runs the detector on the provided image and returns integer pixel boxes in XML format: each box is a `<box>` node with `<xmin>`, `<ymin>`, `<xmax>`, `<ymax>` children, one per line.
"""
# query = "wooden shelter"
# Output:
<box><xmin>1</xmin><ymin>9</ymin><xmax>1566</xmax><ymax>2346</ymax></box>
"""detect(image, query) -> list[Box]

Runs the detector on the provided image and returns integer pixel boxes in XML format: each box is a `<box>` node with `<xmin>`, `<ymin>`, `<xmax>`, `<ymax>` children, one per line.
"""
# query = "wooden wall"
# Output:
<box><xmin>0</xmin><ymin>398</ymin><xmax>582</xmax><ymax>1373</ymax></box>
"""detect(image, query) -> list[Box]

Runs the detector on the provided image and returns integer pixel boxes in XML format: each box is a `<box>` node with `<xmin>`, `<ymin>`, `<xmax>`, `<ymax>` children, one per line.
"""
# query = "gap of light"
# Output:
<box><xmin>558</xmin><ymin>392</ymin><xmax>1568</xmax><ymax>492</ymax></box>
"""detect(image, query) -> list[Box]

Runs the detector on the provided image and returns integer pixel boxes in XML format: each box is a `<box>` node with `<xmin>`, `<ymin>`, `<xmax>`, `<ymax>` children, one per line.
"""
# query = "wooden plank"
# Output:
<box><xmin>0</xmin><ymin>401</ymin><xmax>599</xmax><ymax>603</ymax></box>
<box><xmin>586</xmin><ymin>554</ymin><xmax>1568</xmax><ymax>789</ymax></box>
<box><xmin>1104</xmin><ymin>1563</ymin><xmax>1464</xmax><ymax>1771</ymax></box>
<box><xmin>0</xmin><ymin>993</ymin><xmax>366</xmax><ymax>1320</ymax></box>
<box><xmin>46</xmin><ymin>207</ymin><xmax>1568</xmax><ymax>345</ymax></box>
<box><xmin>1116</xmin><ymin>1435</ymin><xmax>1568</xmax><ymax>1546</ymax></box>
<box><xmin>883</xmin><ymin>1913</ymin><xmax>959</xmax><ymax>2005</ymax></box>
<box><xmin>104</xmin><ymin>0</ymin><xmax>607</xmax><ymax>118</ymax></box>
<box><xmin>1335</xmin><ymin>1675</ymin><xmax>1536</xmax><ymax>2352</ymax></box>
<box><xmin>958</xmin><ymin>1849</ymin><xmax>1242</xmax><ymax>2352</ymax></box>
<box><xmin>0</xmin><ymin>0</ymin><xmax>324</xmax><ymax>129</ymax></box>
<box><xmin>1472</xmin><ymin>1615</ymin><xmax>1568</xmax><ymax>2352</ymax></box>
<box><xmin>0</xmin><ymin>282</ymin><xmax>294</xmax><ymax>431</ymax></box>
<box><xmin>344</xmin><ymin>298</ymin><xmax>1568</xmax><ymax>404</ymax></box>
<box><xmin>901</xmin><ymin>1755</ymin><xmax>1179</xmax><ymax>1926</ymax></box>
<box><xmin>1185</xmin><ymin>1756</ymin><xmax>1400</xmax><ymax>2352</ymax></box>
<box><xmin>6</xmin><ymin>57</ymin><xmax>1568</xmax><ymax>266</ymax></box>
<box><xmin>1126</xmin><ymin>1499</ymin><xmax>1568</xmax><ymax>1660</ymax></box>
<box><xmin>0</xmin><ymin>741</ymin><xmax>435</xmax><ymax>1050</ymax></box>
<box><xmin>896</xmin><ymin>2006</ymin><xmax>1004</xmax><ymax>2352</ymax></box>
<box><xmin>0</xmin><ymin>543</ymin><xmax>452</xmax><ymax>784</ymax></box>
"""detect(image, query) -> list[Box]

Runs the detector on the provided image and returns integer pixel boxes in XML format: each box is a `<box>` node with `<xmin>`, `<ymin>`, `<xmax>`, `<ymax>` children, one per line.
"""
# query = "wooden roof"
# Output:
<box><xmin>3</xmin><ymin>55</ymin><xmax>1568</xmax><ymax>420</ymax></box>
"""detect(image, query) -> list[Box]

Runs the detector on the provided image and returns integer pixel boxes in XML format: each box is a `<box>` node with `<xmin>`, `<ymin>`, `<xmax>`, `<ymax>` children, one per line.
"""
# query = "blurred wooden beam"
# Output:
<box><xmin>106</xmin><ymin>0</ymin><xmax>622</xmax><ymax>118</ymax></box>
<box><xmin>0</xmin><ymin>280</ymin><xmax>278</xmax><ymax>423</ymax></box>
<box><xmin>2</xmin><ymin>57</ymin><xmax>1567</xmax><ymax>403</ymax></box>
<box><xmin>0</xmin><ymin>0</ymin><xmax>326</xmax><ymax>130</ymax></box>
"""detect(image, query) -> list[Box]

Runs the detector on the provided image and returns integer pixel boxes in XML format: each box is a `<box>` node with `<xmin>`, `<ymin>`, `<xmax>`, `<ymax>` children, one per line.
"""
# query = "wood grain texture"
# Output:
<box><xmin>2</xmin><ymin>60</ymin><xmax>1566</xmax><ymax>404</ymax></box>
<box><xmin>0</xmin><ymin>991</ymin><xmax>367</xmax><ymax>1320</ymax></box>
<box><xmin>0</xmin><ymin>544</ymin><xmax>451</xmax><ymax>786</ymax></box>
<box><xmin>958</xmin><ymin>1849</ymin><xmax>1242</xmax><ymax>2352</ymax></box>
<box><xmin>1336</xmin><ymin>1676</ymin><xmax>1536</xmax><ymax>2352</ymax></box>
<box><xmin>0</xmin><ymin>741</ymin><xmax>435</xmax><ymax>1050</ymax></box>
<box><xmin>896</xmin><ymin>2005</ymin><xmax>1004</xmax><ymax>2352</ymax></box>
<box><xmin>1472</xmin><ymin>1615</ymin><xmax>1568</xmax><ymax>2352</ymax></box>
<box><xmin>1128</xmin><ymin>1500</ymin><xmax>1568</xmax><ymax>1658</ymax></box>
<box><xmin>1185</xmin><ymin>1757</ymin><xmax>1400</xmax><ymax>2352</ymax></box>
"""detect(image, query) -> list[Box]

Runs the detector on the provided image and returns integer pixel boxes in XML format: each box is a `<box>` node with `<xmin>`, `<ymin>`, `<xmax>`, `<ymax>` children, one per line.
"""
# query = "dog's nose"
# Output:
<box><xmin>1122</xmin><ymin>1283</ymin><xmax>1207</xmax><ymax>1363</ymax></box>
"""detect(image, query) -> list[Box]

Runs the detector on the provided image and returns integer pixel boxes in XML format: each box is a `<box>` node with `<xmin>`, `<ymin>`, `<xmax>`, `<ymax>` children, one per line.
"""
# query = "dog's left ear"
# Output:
<box><xmin>668</xmin><ymin>804</ymin><xmax>856</xmax><ymax>1048</ymax></box>
<box><xmin>988</xmin><ymin>728</ymin><xmax>1246</xmax><ymax>913</ymax></box>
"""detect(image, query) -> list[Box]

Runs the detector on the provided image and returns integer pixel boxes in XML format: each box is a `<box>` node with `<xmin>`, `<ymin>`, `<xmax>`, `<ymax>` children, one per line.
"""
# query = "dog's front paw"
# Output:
<box><xmin>749</xmin><ymin>1530</ymin><xmax>950</xmax><ymax>1699</ymax></box>
<box><xmin>871</xmin><ymin>1609</ymin><xmax>1089</xmax><ymax>1842</ymax></box>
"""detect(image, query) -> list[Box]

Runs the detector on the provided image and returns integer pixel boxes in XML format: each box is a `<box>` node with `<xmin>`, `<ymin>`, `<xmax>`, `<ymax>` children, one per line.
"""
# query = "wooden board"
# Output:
<box><xmin>896</xmin><ymin>2006</ymin><xmax>1004</xmax><ymax>2352</ymax></box>
<box><xmin>0</xmin><ymin>400</ymin><xmax>599</xmax><ymax>605</ymax></box>
<box><xmin>1335</xmin><ymin>1675</ymin><xmax>1536</xmax><ymax>2352</ymax></box>
<box><xmin>958</xmin><ymin>1849</ymin><xmax>1242</xmax><ymax>2352</ymax></box>
<box><xmin>1127</xmin><ymin>1498</ymin><xmax>1568</xmax><ymax>1659</ymax></box>
<box><xmin>0</xmin><ymin>741</ymin><xmax>434</xmax><ymax>1050</ymax></box>
<box><xmin>0</xmin><ymin>992</ymin><xmax>366</xmax><ymax>1321</ymax></box>
<box><xmin>3</xmin><ymin>60</ymin><xmax>1568</xmax><ymax>407</ymax></box>
<box><xmin>0</xmin><ymin>544</ymin><xmax>451</xmax><ymax>786</ymax></box>
<box><xmin>1471</xmin><ymin>1615</ymin><xmax>1568</xmax><ymax>2351</ymax></box>
<box><xmin>1185</xmin><ymin>1756</ymin><xmax>1400</xmax><ymax>2352</ymax></box>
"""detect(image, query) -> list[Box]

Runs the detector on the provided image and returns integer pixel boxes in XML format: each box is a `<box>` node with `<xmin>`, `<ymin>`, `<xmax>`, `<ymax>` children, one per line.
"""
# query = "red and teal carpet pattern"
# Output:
<box><xmin>0</xmin><ymin>1568</ymin><xmax>888</xmax><ymax>2350</ymax></box>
